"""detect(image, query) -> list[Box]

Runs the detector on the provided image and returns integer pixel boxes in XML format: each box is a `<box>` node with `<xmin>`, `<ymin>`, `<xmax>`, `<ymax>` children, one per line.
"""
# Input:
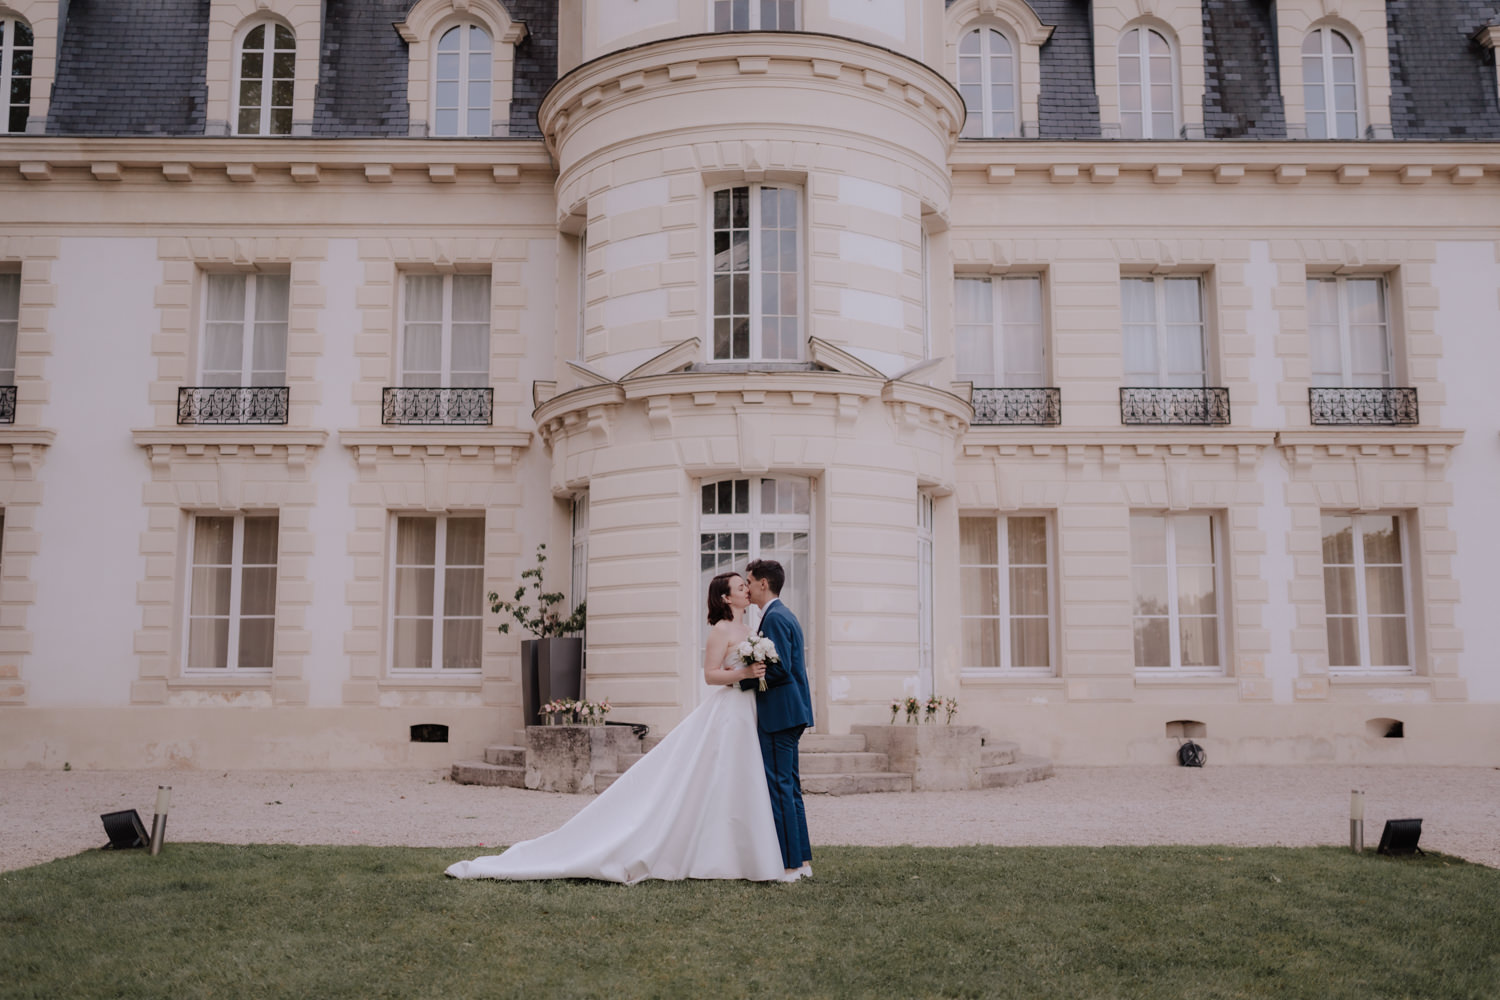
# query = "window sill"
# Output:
<box><xmin>170</xmin><ymin>673</ymin><xmax>273</xmax><ymax>688</ymax></box>
<box><xmin>1328</xmin><ymin>672</ymin><xmax>1423</xmax><ymax>683</ymax></box>
<box><xmin>1134</xmin><ymin>673</ymin><xmax>1235</xmax><ymax>686</ymax></box>
<box><xmin>959</xmin><ymin>670</ymin><xmax>1062</xmax><ymax>684</ymax></box>
<box><xmin>381</xmin><ymin>672</ymin><xmax>484</xmax><ymax>688</ymax></box>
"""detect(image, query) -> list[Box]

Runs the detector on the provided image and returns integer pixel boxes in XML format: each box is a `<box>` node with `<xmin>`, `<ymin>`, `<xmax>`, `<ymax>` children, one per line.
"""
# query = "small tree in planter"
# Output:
<box><xmin>490</xmin><ymin>544</ymin><xmax>586</xmax><ymax>726</ymax></box>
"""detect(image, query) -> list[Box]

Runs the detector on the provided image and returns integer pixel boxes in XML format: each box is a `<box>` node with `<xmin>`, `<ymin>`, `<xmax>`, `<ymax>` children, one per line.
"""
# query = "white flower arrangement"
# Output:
<box><xmin>736</xmin><ymin>633</ymin><xmax>779</xmax><ymax>692</ymax></box>
<box><xmin>540</xmin><ymin>698</ymin><xmax>612</xmax><ymax>726</ymax></box>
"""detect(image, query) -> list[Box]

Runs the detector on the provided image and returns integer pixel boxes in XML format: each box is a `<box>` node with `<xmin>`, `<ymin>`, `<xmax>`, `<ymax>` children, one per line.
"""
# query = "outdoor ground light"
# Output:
<box><xmin>100</xmin><ymin>809</ymin><xmax>150</xmax><ymax>849</ymax></box>
<box><xmin>1377</xmin><ymin>818</ymin><xmax>1423</xmax><ymax>856</ymax></box>
<box><xmin>1349</xmin><ymin>789</ymin><xmax>1365</xmax><ymax>853</ymax></box>
<box><xmin>149</xmin><ymin>785</ymin><xmax>172</xmax><ymax>856</ymax></box>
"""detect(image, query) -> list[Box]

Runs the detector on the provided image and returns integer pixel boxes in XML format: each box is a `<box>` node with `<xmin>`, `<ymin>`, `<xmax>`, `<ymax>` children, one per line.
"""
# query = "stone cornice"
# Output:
<box><xmin>338</xmin><ymin>427</ymin><xmax>532</xmax><ymax>469</ymax></box>
<box><xmin>0</xmin><ymin>427</ymin><xmax>56</xmax><ymax>475</ymax></box>
<box><xmin>1275</xmin><ymin>428</ymin><xmax>1464</xmax><ymax>468</ymax></box>
<box><xmin>963</xmin><ymin>428</ymin><xmax>1276</xmax><ymax>469</ymax></box>
<box><xmin>132</xmin><ymin>427</ymin><xmax>328</xmax><ymax>470</ymax></box>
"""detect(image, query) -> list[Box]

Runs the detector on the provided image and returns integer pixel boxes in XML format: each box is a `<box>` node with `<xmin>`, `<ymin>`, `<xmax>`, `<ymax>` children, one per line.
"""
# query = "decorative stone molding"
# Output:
<box><xmin>204</xmin><ymin>1</ymin><xmax>323</xmax><ymax>137</ymax></box>
<box><xmin>1273</xmin><ymin>1</ymin><xmax>1392</xmax><ymax>139</ymax></box>
<box><xmin>1274</xmin><ymin>430</ymin><xmax>1463</xmax><ymax>471</ymax></box>
<box><xmin>133</xmin><ymin>428</ymin><xmax>328</xmax><ymax>472</ymax></box>
<box><xmin>1091</xmin><ymin>2</ymin><xmax>1206</xmax><ymax>138</ymax></box>
<box><xmin>337</xmin><ymin>428</ymin><xmax>532</xmax><ymax>471</ymax></box>
<box><xmin>944</xmin><ymin>0</ymin><xmax>1054</xmax><ymax>135</ymax></box>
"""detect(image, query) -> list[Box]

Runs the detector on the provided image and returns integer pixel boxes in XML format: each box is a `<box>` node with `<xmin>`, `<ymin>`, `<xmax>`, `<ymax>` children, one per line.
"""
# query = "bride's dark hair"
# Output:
<box><xmin>706</xmin><ymin>572</ymin><xmax>742</xmax><ymax>626</ymax></box>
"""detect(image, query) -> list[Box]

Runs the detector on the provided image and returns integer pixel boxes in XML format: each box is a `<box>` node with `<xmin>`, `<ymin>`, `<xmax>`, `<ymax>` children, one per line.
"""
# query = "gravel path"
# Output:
<box><xmin>5</xmin><ymin>765</ymin><xmax>1497</xmax><ymax>873</ymax></box>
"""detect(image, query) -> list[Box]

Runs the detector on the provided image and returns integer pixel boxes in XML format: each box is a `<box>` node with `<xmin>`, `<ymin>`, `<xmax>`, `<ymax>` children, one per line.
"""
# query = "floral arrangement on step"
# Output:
<box><xmin>889</xmin><ymin>695</ymin><xmax>958</xmax><ymax>724</ymax></box>
<box><xmin>540</xmin><ymin>698</ymin><xmax>611</xmax><ymax>726</ymax></box>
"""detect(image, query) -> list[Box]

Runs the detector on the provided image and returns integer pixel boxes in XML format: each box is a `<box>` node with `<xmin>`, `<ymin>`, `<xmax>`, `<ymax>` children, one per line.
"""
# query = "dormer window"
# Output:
<box><xmin>714</xmin><ymin>1</ymin><xmax>798</xmax><ymax>32</ymax></box>
<box><xmin>433</xmin><ymin>23</ymin><xmax>493</xmax><ymax>137</ymax></box>
<box><xmin>1302</xmin><ymin>27</ymin><xmax>1362</xmax><ymax>139</ymax></box>
<box><xmin>1118</xmin><ymin>26</ymin><xmax>1179</xmax><ymax>139</ymax></box>
<box><xmin>235</xmin><ymin>22</ymin><xmax>295</xmax><ymax>135</ymax></box>
<box><xmin>958</xmin><ymin>26</ymin><xmax>1018</xmax><ymax>138</ymax></box>
<box><xmin>1</xmin><ymin>16</ymin><xmax>32</xmax><ymax>134</ymax></box>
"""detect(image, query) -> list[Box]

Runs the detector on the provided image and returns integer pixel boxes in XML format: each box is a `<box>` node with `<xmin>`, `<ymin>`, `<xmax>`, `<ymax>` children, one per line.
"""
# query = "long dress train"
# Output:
<box><xmin>446</xmin><ymin>668</ymin><xmax>787</xmax><ymax>884</ymax></box>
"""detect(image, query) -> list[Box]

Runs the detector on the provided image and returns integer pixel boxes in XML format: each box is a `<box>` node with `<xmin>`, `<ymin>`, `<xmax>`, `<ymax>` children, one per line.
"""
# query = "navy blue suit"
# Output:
<box><xmin>753</xmin><ymin>599</ymin><xmax>813</xmax><ymax>869</ymax></box>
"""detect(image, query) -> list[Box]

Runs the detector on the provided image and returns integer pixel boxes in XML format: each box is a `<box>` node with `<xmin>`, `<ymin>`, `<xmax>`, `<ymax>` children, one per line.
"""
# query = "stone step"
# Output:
<box><xmin>451</xmin><ymin>760</ymin><xmax>526</xmax><ymax>788</ymax></box>
<box><xmin>976</xmin><ymin>755</ymin><xmax>1055</xmax><ymax>789</ymax></box>
<box><xmin>483</xmin><ymin>744</ymin><xmax>525</xmax><ymax>767</ymax></box>
<box><xmin>595</xmin><ymin>772</ymin><xmax>621</xmax><ymax>793</ymax></box>
<box><xmin>980</xmin><ymin>742</ymin><xmax>1019</xmax><ymax>768</ymax></box>
<box><xmin>801</xmin><ymin>733</ymin><xmax>867</xmax><ymax>753</ymax></box>
<box><xmin>616</xmin><ymin>751</ymin><xmax>645</xmax><ymax>771</ymax></box>
<box><xmin>642</xmin><ymin>734</ymin><xmax>666</xmax><ymax>753</ymax></box>
<box><xmin>799</xmin><ymin>751</ymin><xmax>891</xmax><ymax>775</ymax></box>
<box><xmin>802</xmin><ymin>771</ymin><xmax>912</xmax><ymax>795</ymax></box>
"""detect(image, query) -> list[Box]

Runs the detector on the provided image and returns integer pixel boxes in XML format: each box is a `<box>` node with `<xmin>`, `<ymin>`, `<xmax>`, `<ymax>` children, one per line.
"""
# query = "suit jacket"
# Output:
<box><xmin>751</xmin><ymin>600</ymin><xmax>814</xmax><ymax>734</ymax></box>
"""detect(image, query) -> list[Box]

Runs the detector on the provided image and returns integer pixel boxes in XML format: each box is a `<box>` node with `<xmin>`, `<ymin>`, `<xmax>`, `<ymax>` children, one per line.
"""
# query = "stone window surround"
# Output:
<box><xmin>944</xmin><ymin>0</ymin><xmax>1052</xmax><ymax>138</ymax></box>
<box><xmin>957</xmin><ymin>510</ymin><xmax>1057</xmax><ymax>677</ymax></box>
<box><xmin>396</xmin><ymin>0</ymin><xmax>528</xmax><ymax>139</ymax></box>
<box><xmin>0</xmin><ymin>0</ymin><xmax>56</xmax><ymax>134</ymax></box>
<box><xmin>1117</xmin><ymin>262</ymin><xmax>1223</xmax><ymax>390</ymax></box>
<box><xmin>1092</xmin><ymin>4</ymin><xmax>1204</xmax><ymax>140</ymax></box>
<box><xmin>205</xmin><ymin>0</ymin><xmax>324</xmax><ymax>138</ymax></box>
<box><xmin>1274</xmin><ymin>2</ymin><xmax>1392</xmax><ymax>140</ymax></box>
<box><xmin>705</xmin><ymin>180</ymin><xmax>806</xmax><ymax>365</ymax></box>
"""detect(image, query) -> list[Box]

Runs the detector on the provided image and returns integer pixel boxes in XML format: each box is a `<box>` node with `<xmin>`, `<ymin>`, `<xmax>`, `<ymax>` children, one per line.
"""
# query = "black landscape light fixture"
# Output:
<box><xmin>100</xmin><ymin>809</ymin><xmax>150</xmax><ymax>850</ymax></box>
<box><xmin>1377</xmin><ymin>818</ymin><xmax>1423</xmax><ymax>856</ymax></box>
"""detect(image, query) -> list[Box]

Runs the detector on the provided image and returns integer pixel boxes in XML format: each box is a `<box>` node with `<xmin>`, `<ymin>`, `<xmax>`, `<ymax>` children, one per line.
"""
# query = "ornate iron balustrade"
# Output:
<box><xmin>971</xmin><ymin>387</ymin><xmax>1061</xmax><ymax>426</ymax></box>
<box><xmin>1309</xmin><ymin>387</ymin><xmax>1418</xmax><ymax>426</ymax></box>
<box><xmin>382</xmin><ymin>386</ymin><xmax>494</xmax><ymax>425</ymax></box>
<box><xmin>0</xmin><ymin>385</ymin><xmax>14</xmax><ymax>424</ymax></box>
<box><xmin>1119</xmin><ymin>386</ymin><xmax>1230</xmax><ymax>426</ymax></box>
<box><xmin>177</xmin><ymin>386</ymin><xmax>289</xmax><ymax>425</ymax></box>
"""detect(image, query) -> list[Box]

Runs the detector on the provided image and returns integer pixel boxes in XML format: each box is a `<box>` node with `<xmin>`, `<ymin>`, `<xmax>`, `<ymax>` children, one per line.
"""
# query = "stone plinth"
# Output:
<box><xmin>851</xmin><ymin>724</ymin><xmax>986</xmax><ymax>791</ymax></box>
<box><xmin>524</xmin><ymin>725</ymin><xmax>641</xmax><ymax>794</ymax></box>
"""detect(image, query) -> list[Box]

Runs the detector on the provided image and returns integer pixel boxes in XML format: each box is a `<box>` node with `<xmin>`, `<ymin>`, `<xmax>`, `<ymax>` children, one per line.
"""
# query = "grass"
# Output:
<box><xmin>1</xmin><ymin>845</ymin><xmax>1496</xmax><ymax>1000</ymax></box>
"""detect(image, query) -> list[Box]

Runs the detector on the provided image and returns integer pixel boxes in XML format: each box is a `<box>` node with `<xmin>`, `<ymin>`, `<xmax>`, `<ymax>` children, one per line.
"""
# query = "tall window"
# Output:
<box><xmin>714</xmin><ymin>0</ymin><xmax>797</xmax><ymax>31</ymax></box>
<box><xmin>575</xmin><ymin>229</ymin><xmax>588</xmax><ymax>362</ymax></box>
<box><xmin>955</xmin><ymin>276</ymin><xmax>1044</xmax><ymax>387</ymax></box>
<box><xmin>1131</xmin><ymin>513</ymin><xmax>1221</xmax><ymax>674</ymax></box>
<box><xmin>391</xmin><ymin>515</ymin><xmax>484</xmax><ymax>671</ymax></box>
<box><xmin>1118</xmin><ymin>26</ymin><xmax>1177</xmax><ymax>139</ymax></box>
<box><xmin>0</xmin><ymin>272</ymin><xmax>17</xmax><ymax>385</ymax></box>
<box><xmin>917</xmin><ymin>494</ymin><xmax>935</xmax><ymax>697</ymax></box>
<box><xmin>433</xmin><ymin>23</ymin><xmax>492</xmax><ymax>137</ymax></box>
<box><xmin>700</xmin><ymin>477</ymin><xmax>811</xmax><ymax>628</ymax></box>
<box><xmin>186</xmin><ymin>514</ymin><xmax>279</xmax><ymax>672</ymax></box>
<box><xmin>570</xmin><ymin>494</ymin><xmax>589</xmax><ymax>618</ymax></box>
<box><xmin>1</xmin><ymin>17</ymin><xmax>32</xmax><ymax>134</ymax></box>
<box><xmin>236</xmin><ymin>22</ymin><xmax>295</xmax><ymax>136</ymax></box>
<box><xmin>960</xmin><ymin>515</ymin><xmax>1052</xmax><ymax>674</ymax></box>
<box><xmin>1322</xmin><ymin>514</ymin><xmax>1411</xmax><ymax>674</ymax></box>
<box><xmin>1308</xmin><ymin>277</ymin><xmax>1391</xmax><ymax>387</ymax></box>
<box><xmin>712</xmin><ymin>186</ymin><xmax>800</xmax><ymax>362</ymax></box>
<box><xmin>400</xmin><ymin>274</ymin><xmax>490</xmax><ymax>386</ymax></box>
<box><xmin>1302</xmin><ymin>28</ymin><xmax>1360</xmax><ymax>139</ymax></box>
<box><xmin>202</xmin><ymin>273</ymin><xmax>288</xmax><ymax>386</ymax></box>
<box><xmin>958</xmin><ymin>27</ymin><xmax>1017</xmax><ymax>138</ymax></box>
<box><xmin>1122</xmin><ymin>276</ymin><xmax>1207</xmax><ymax>387</ymax></box>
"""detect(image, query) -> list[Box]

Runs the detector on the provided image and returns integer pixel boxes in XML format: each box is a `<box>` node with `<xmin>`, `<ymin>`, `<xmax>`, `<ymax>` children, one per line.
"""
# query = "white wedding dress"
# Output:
<box><xmin>446</xmin><ymin>649</ymin><xmax>788</xmax><ymax>884</ymax></box>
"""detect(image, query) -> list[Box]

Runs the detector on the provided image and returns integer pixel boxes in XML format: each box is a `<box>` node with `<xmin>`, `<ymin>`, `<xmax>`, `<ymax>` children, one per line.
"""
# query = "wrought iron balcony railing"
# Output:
<box><xmin>972</xmin><ymin>387</ymin><xmax>1062</xmax><ymax>426</ymax></box>
<box><xmin>382</xmin><ymin>386</ymin><xmax>494</xmax><ymax>425</ymax></box>
<box><xmin>1119</xmin><ymin>386</ymin><xmax>1231</xmax><ymax>426</ymax></box>
<box><xmin>0</xmin><ymin>385</ymin><xmax>14</xmax><ymax>424</ymax></box>
<box><xmin>177</xmin><ymin>386</ymin><xmax>289</xmax><ymax>425</ymax></box>
<box><xmin>1309</xmin><ymin>387</ymin><xmax>1418</xmax><ymax>426</ymax></box>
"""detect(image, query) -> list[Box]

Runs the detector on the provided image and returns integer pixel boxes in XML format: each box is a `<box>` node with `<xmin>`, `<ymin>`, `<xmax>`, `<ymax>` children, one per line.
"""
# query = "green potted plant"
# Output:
<box><xmin>490</xmin><ymin>543</ymin><xmax>586</xmax><ymax>726</ymax></box>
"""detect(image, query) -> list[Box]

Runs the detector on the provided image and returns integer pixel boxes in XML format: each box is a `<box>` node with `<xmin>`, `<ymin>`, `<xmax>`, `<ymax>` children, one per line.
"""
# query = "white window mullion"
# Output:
<box><xmin>431</xmin><ymin>517</ymin><xmax>448</xmax><ymax>672</ymax></box>
<box><xmin>1335</xmin><ymin>279</ymin><xmax>1354</xmax><ymax>385</ymax></box>
<box><xmin>748</xmin><ymin>196</ymin><xmax>763</xmax><ymax>360</ymax></box>
<box><xmin>1350</xmin><ymin>517</ymin><xmax>1370</xmax><ymax>667</ymax></box>
<box><xmin>257</xmin><ymin>32</ymin><xmax>272</xmax><ymax>135</ymax></box>
<box><xmin>241</xmin><ymin>276</ymin><xmax>258</xmax><ymax>386</ymax></box>
<box><xmin>225</xmin><ymin>517</ymin><xmax>246</xmax><ymax>670</ymax></box>
<box><xmin>995</xmin><ymin>518</ymin><xmax>1013</xmax><ymax>671</ymax></box>
<box><xmin>1153</xmin><ymin>278</ymin><xmax>1170</xmax><ymax>383</ymax></box>
<box><xmin>990</xmin><ymin>280</ymin><xmax>1006</xmax><ymax>386</ymax></box>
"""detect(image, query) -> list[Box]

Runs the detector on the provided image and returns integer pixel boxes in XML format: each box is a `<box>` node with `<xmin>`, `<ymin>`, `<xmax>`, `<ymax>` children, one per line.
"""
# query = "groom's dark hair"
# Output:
<box><xmin>746</xmin><ymin>559</ymin><xmax>784</xmax><ymax>596</ymax></box>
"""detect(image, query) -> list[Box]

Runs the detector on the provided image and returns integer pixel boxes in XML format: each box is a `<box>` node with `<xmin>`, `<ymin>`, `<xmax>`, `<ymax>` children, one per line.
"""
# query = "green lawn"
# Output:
<box><xmin>1</xmin><ymin>844</ymin><xmax>1495</xmax><ymax>999</ymax></box>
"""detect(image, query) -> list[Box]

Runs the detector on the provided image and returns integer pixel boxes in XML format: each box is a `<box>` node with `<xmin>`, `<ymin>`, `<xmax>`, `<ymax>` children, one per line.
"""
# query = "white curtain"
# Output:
<box><xmin>1001</xmin><ymin>277</ymin><xmax>1045</xmax><ymax>387</ymax></box>
<box><xmin>402</xmin><ymin>275</ymin><xmax>444</xmax><ymax>386</ymax></box>
<box><xmin>449</xmin><ymin>274</ymin><xmax>490</xmax><ymax>388</ymax></box>
<box><xmin>251</xmin><ymin>274</ymin><xmax>289</xmax><ymax>386</ymax></box>
<box><xmin>0</xmin><ymin>273</ymin><xmax>18</xmax><ymax>382</ymax></box>
<box><xmin>954</xmin><ymin>278</ymin><xmax>994</xmax><ymax>384</ymax></box>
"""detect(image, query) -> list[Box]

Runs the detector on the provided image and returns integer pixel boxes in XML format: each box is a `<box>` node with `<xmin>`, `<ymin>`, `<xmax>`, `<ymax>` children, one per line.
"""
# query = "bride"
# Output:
<box><xmin>445</xmin><ymin>571</ymin><xmax>796</xmax><ymax>884</ymax></box>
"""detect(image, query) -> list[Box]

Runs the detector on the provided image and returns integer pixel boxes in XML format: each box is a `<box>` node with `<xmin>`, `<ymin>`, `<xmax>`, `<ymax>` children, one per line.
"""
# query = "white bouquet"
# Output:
<box><xmin>736</xmin><ymin>633</ymin><xmax>779</xmax><ymax>692</ymax></box>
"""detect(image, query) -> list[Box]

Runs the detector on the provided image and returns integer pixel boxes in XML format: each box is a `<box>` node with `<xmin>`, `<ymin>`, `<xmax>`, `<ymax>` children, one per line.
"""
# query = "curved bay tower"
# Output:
<box><xmin>0</xmin><ymin>0</ymin><xmax>1498</xmax><ymax>769</ymax></box>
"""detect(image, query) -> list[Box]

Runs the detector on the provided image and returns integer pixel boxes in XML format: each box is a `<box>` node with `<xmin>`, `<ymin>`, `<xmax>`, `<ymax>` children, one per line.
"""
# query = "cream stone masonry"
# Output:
<box><xmin>943</xmin><ymin>0</ymin><xmax>1053</xmax><ymax>136</ymax></box>
<box><xmin>205</xmin><ymin>0</ymin><xmax>323</xmax><ymax>137</ymax></box>
<box><xmin>1274</xmin><ymin>0</ymin><xmax>1393</xmax><ymax>139</ymax></box>
<box><xmin>396</xmin><ymin>0</ymin><xmax>527</xmax><ymax>138</ymax></box>
<box><xmin>1091</xmin><ymin>1</ymin><xmax>1204</xmax><ymax>139</ymax></box>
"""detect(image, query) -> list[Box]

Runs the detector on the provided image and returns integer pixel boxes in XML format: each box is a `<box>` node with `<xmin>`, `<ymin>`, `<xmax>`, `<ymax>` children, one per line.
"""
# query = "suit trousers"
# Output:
<box><xmin>758</xmin><ymin>725</ymin><xmax>811</xmax><ymax>869</ymax></box>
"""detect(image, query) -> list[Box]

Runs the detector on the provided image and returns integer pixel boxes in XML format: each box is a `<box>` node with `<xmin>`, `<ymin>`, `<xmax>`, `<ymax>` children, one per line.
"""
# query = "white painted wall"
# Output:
<box><xmin>1434</xmin><ymin>240</ymin><xmax>1500</xmax><ymax>701</ymax></box>
<box><xmin>1244</xmin><ymin>241</ymin><xmax>1282</xmax><ymax>430</ymax></box>
<box><xmin>29</xmin><ymin>238</ymin><xmax>159</xmax><ymax>705</ymax></box>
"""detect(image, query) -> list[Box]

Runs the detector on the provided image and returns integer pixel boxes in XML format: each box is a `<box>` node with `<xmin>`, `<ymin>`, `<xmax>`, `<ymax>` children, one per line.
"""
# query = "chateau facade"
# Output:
<box><xmin>1</xmin><ymin>0</ymin><xmax>1498</xmax><ymax>769</ymax></box>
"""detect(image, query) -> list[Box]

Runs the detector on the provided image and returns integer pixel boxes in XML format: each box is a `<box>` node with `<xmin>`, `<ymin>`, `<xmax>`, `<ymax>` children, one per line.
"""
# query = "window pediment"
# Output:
<box><xmin>946</xmin><ymin>0</ymin><xmax>1054</xmax><ymax>47</ymax></box>
<box><xmin>396</xmin><ymin>0</ymin><xmax>526</xmax><ymax>45</ymax></box>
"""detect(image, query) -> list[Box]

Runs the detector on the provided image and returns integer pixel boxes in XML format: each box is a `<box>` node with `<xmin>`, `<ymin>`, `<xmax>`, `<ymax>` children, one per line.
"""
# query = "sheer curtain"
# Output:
<box><xmin>1001</xmin><ymin>277</ymin><xmax>1045</xmax><ymax>387</ymax></box>
<box><xmin>449</xmin><ymin>274</ymin><xmax>490</xmax><ymax>388</ymax></box>
<box><xmin>251</xmin><ymin>274</ymin><xmax>289</xmax><ymax>386</ymax></box>
<box><xmin>0</xmin><ymin>272</ymin><xmax>18</xmax><ymax>384</ymax></box>
<box><xmin>954</xmin><ymin>278</ymin><xmax>994</xmax><ymax>384</ymax></box>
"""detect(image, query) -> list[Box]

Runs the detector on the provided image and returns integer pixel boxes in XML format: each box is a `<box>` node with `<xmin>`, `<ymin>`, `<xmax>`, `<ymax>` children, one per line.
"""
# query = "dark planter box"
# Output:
<box><xmin>520</xmin><ymin>637</ymin><xmax>585</xmax><ymax>725</ymax></box>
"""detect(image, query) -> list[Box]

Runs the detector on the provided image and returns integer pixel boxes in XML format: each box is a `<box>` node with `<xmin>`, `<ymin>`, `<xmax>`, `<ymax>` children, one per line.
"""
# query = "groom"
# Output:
<box><xmin>743</xmin><ymin>559</ymin><xmax>814</xmax><ymax>879</ymax></box>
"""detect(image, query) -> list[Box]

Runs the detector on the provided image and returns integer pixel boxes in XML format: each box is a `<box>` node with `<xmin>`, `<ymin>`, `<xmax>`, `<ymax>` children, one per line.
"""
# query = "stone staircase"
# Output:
<box><xmin>453</xmin><ymin>727</ymin><xmax>1053</xmax><ymax>795</ymax></box>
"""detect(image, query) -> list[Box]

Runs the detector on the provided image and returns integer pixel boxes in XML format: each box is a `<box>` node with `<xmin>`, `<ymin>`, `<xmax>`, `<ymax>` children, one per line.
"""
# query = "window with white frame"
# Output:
<box><xmin>711</xmin><ymin>186</ymin><xmax>800</xmax><ymax>362</ymax></box>
<box><xmin>202</xmin><ymin>272</ymin><xmax>289</xmax><ymax>386</ymax></box>
<box><xmin>235</xmin><ymin>22</ymin><xmax>295</xmax><ymax>136</ymax></box>
<box><xmin>400</xmin><ymin>273</ymin><xmax>490</xmax><ymax>387</ymax></box>
<box><xmin>917</xmin><ymin>494</ymin><xmax>935</xmax><ymax>697</ymax></box>
<box><xmin>1118</xmin><ymin>26</ymin><xmax>1178</xmax><ymax>139</ymax></box>
<box><xmin>1122</xmin><ymin>276</ymin><xmax>1208</xmax><ymax>387</ymax></box>
<box><xmin>570</xmin><ymin>494</ymin><xmax>589</xmax><ymax>618</ymax></box>
<box><xmin>955</xmin><ymin>275</ymin><xmax>1045</xmax><ymax>387</ymax></box>
<box><xmin>185</xmin><ymin>514</ymin><xmax>279</xmax><ymax>672</ymax></box>
<box><xmin>0</xmin><ymin>272</ymin><xmax>18</xmax><ymax>385</ymax></box>
<box><xmin>1</xmin><ymin>16</ymin><xmax>32</xmax><ymax>134</ymax></box>
<box><xmin>1308</xmin><ymin>276</ymin><xmax>1392</xmax><ymax>387</ymax></box>
<box><xmin>960</xmin><ymin>515</ymin><xmax>1052</xmax><ymax>673</ymax></box>
<box><xmin>714</xmin><ymin>0</ymin><xmax>797</xmax><ymax>31</ymax></box>
<box><xmin>700</xmin><ymin>477</ymin><xmax>811</xmax><ymax>628</ymax></box>
<box><xmin>432</xmin><ymin>23</ymin><xmax>493</xmax><ymax>137</ymax></box>
<box><xmin>391</xmin><ymin>515</ymin><xmax>485</xmax><ymax>671</ymax></box>
<box><xmin>1322</xmin><ymin>513</ymin><xmax>1412</xmax><ymax>674</ymax></box>
<box><xmin>1302</xmin><ymin>27</ymin><xmax>1361</xmax><ymax>139</ymax></box>
<box><xmin>1130</xmin><ymin>512</ymin><xmax>1221</xmax><ymax>674</ymax></box>
<box><xmin>575</xmin><ymin>228</ymin><xmax>588</xmax><ymax>362</ymax></box>
<box><xmin>958</xmin><ymin>26</ymin><xmax>1018</xmax><ymax>138</ymax></box>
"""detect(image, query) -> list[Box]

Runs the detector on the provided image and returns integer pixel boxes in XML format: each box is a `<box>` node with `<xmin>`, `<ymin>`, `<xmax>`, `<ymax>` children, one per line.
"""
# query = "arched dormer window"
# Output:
<box><xmin>958</xmin><ymin>26</ymin><xmax>1018</xmax><ymax>138</ymax></box>
<box><xmin>1</xmin><ymin>15</ymin><xmax>32</xmax><ymax>134</ymax></box>
<box><xmin>235</xmin><ymin>21</ymin><xmax>295</xmax><ymax>135</ymax></box>
<box><xmin>1118</xmin><ymin>25</ymin><xmax>1179</xmax><ymax>139</ymax></box>
<box><xmin>1302</xmin><ymin>26</ymin><xmax>1361</xmax><ymax>139</ymax></box>
<box><xmin>714</xmin><ymin>0</ymin><xmax>798</xmax><ymax>31</ymax></box>
<box><xmin>433</xmin><ymin>23</ymin><xmax>492</xmax><ymax>137</ymax></box>
<box><xmin>396</xmin><ymin>0</ymin><xmax>526</xmax><ymax>138</ymax></box>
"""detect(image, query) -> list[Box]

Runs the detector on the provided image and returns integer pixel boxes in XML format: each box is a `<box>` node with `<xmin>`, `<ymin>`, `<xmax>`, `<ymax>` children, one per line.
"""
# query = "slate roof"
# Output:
<box><xmin>1030</xmin><ymin>0</ymin><xmax>1102</xmax><ymax>139</ymax></box>
<box><xmin>314</xmin><ymin>0</ymin><xmax>411</xmax><ymax>138</ymax></box>
<box><xmin>1201</xmin><ymin>0</ymin><xmax>1287</xmax><ymax>139</ymax></box>
<box><xmin>48</xmin><ymin>0</ymin><xmax>210</xmax><ymax>136</ymax></box>
<box><xmin>505</xmin><ymin>0</ymin><xmax>559</xmax><ymax>139</ymax></box>
<box><xmin>1386</xmin><ymin>0</ymin><xmax>1500</xmax><ymax>139</ymax></box>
